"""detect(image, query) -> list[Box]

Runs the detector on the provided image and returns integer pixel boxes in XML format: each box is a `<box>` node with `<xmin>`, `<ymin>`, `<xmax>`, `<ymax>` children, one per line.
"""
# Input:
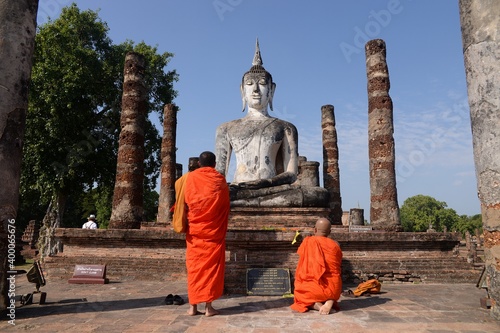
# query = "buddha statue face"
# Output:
<box><xmin>241</xmin><ymin>70</ymin><xmax>276</xmax><ymax>113</ymax></box>
<box><xmin>242</xmin><ymin>72</ymin><xmax>275</xmax><ymax>111</ymax></box>
<box><xmin>240</xmin><ymin>40</ymin><xmax>276</xmax><ymax>113</ymax></box>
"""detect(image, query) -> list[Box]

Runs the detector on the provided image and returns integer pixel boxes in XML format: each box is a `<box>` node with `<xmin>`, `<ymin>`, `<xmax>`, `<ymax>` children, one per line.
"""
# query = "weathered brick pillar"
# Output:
<box><xmin>175</xmin><ymin>163</ymin><xmax>183</xmax><ymax>179</ymax></box>
<box><xmin>109</xmin><ymin>52</ymin><xmax>147</xmax><ymax>229</ymax></box>
<box><xmin>157</xmin><ymin>104</ymin><xmax>177</xmax><ymax>223</ymax></box>
<box><xmin>459</xmin><ymin>0</ymin><xmax>500</xmax><ymax>320</ymax></box>
<box><xmin>365</xmin><ymin>39</ymin><xmax>401</xmax><ymax>231</ymax></box>
<box><xmin>321</xmin><ymin>104</ymin><xmax>342</xmax><ymax>225</ymax></box>
<box><xmin>349</xmin><ymin>208</ymin><xmax>364</xmax><ymax>226</ymax></box>
<box><xmin>298</xmin><ymin>160</ymin><xmax>320</xmax><ymax>187</ymax></box>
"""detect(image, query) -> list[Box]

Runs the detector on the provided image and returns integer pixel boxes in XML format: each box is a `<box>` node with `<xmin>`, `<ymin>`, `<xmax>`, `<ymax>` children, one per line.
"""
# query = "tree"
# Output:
<box><xmin>19</xmin><ymin>4</ymin><xmax>177</xmax><ymax>256</ymax></box>
<box><xmin>455</xmin><ymin>214</ymin><xmax>482</xmax><ymax>237</ymax></box>
<box><xmin>0</xmin><ymin>0</ymin><xmax>39</xmax><ymax>315</ymax></box>
<box><xmin>400</xmin><ymin>195</ymin><xmax>460</xmax><ymax>232</ymax></box>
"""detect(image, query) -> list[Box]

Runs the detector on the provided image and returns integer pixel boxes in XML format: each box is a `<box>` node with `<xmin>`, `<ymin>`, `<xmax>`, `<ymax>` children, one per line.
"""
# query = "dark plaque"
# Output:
<box><xmin>68</xmin><ymin>264</ymin><xmax>109</xmax><ymax>284</ymax></box>
<box><xmin>246</xmin><ymin>268</ymin><xmax>291</xmax><ymax>296</ymax></box>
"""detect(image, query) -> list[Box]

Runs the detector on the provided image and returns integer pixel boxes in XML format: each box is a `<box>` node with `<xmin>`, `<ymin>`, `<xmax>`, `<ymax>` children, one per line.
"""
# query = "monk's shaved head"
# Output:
<box><xmin>314</xmin><ymin>218</ymin><xmax>332</xmax><ymax>237</ymax></box>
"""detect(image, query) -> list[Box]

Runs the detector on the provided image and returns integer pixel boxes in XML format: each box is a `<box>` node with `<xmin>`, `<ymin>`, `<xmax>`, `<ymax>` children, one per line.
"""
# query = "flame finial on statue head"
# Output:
<box><xmin>243</xmin><ymin>38</ymin><xmax>273</xmax><ymax>83</ymax></box>
<box><xmin>252</xmin><ymin>38</ymin><xmax>263</xmax><ymax>67</ymax></box>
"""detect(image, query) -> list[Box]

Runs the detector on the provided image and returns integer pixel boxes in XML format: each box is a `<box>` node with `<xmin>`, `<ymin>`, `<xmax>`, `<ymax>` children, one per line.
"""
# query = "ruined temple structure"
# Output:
<box><xmin>321</xmin><ymin>104</ymin><xmax>343</xmax><ymax>225</ymax></box>
<box><xmin>43</xmin><ymin>38</ymin><xmax>485</xmax><ymax>299</ymax></box>
<box><xmin>459</xmin><ymin>0</ymin><xmax>500</xmax><ymax>320</ymax></box>
<box><xmin>21</xmin><ymin>220</ymin><xmax>40</xmax><ymax>259</ymax></box>
<box><xmin>156</xmin><ymin>104</ymin><xmax>177</xmax><ymax>224</ymax></box>
<box><xmin>365</xmin><ymin>39</ymin><xmax>401</xmax><ymax>231</ymax></box>
<box><xmin>109</xmin><ymin>52</ymin><xmax>147</xmax><ymax>229</ymax></box>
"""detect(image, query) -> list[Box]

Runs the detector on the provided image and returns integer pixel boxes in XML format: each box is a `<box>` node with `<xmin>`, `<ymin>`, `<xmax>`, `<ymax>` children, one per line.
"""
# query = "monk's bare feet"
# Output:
<box><xmin>312</xmin><ymin>302</ymin><xmax>323</xmax><ymax>311</ymax></box>
<box><xmin>205</xmin><ymin>302</ymin><xmax>220</xmax><ymax>317</ymax></box>
<box><xmin>319</xmin><ymin>300</ymin><xmax>334</xmax><ymax>315</ymax></box>
<box><xmin>187</xmin><ymin>304</ymin><xmax>202</xmax><ymax>316</ymax></box>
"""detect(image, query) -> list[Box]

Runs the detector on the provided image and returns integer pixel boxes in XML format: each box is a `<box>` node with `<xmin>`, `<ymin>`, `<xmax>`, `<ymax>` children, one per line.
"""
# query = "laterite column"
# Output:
<box><xmin>109</xmin><ymin>52</ymin><xmax>147</xmax><ymax>229</ymax></box>
<box><xmin>365</xmin><ymin>39</ymin><xmax>401</xmax><ymax>231</ymax></box>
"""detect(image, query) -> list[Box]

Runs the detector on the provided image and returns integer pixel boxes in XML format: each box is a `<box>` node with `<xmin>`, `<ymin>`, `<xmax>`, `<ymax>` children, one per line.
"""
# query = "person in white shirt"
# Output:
<box><xmin>82</xmin><ymin>214</ymin><xmax>98</xmax><ymax>229</ymax></box>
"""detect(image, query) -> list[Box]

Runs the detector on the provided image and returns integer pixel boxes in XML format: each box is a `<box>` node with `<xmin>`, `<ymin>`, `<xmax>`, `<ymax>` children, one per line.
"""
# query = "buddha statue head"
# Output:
<box><xmin>241</xmin><ymin>39</ymin><xmax>276</xmax><ymax>113</ymax></box>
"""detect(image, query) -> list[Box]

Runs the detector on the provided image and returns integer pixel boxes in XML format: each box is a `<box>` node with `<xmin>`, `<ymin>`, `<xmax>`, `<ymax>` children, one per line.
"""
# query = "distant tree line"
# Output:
<box><xmin>400</xmin><ymin>194</ymin><xmax>482</xmax><ymax>236</ymax></box>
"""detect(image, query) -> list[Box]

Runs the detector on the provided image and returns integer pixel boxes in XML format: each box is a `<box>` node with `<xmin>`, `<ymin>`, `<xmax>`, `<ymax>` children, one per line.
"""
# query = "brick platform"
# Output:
<box><xmin>42</xmin><ymin>224</ymin><xmax>480</xmax><ymax>294</ymax></box>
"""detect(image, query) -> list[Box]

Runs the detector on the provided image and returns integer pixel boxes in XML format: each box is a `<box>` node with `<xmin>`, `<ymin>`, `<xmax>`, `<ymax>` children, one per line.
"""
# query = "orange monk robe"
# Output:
<box><xmin>184</xmin><ymin>167</ymin><xmax>230</xmax><ymax>304</ymax></box>
<box><xmin>290</xmin><ymin>235</ymin><xmax>343</xmax><ymax>312</ymax></box>
<box><xmin>171</xmin><ymin>173</ymin><xmax>189</xmax><ymax>233</ymax></box>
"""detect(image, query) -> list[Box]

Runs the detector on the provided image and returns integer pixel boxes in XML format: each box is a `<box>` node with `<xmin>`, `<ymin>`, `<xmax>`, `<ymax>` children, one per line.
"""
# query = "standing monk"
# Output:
<box><xmin>291</xmin><ymin>218</ymin><xmax>343</xmax><ymax>315</ymax></box>
<box><xmin>184</xmin><ymin>151</ymin><xmax>230</xmax><ymax>316</ymax></box>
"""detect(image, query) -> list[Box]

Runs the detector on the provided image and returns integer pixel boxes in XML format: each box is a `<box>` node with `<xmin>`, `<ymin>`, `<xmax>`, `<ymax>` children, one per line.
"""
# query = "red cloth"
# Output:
<box><xmin>290</xmin><ymin>235</ymin><xmax>343</xmax><ymax>312</ymax></box>
<box><xmin>184</xmin><ymin>167</ymin><xmax>230</xmax><ymax>304</ymax></box>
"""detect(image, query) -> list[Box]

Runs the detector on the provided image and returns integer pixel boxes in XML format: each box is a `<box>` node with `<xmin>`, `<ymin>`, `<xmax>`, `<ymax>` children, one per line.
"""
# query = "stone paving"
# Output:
<box><xmin>2</xmin><ymin>276</ymin><xmax>499</xmax><ymax>332</ymax></box>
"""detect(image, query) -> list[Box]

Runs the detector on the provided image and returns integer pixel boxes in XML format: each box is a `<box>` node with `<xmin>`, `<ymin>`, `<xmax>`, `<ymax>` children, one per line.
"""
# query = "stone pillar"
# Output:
<box><xmin>321</xmin><ymin>105</ymin><xmax>342</xmax><ymax>225</ymax></box>
<box><xmin>0</xmin><ymin>0</ymin><xmax>38</xmax><ymax>311</ymax></box>
<box><xmin>157</xmin><ymin>104</ymin><xmax>177</xmax><ymax>223</ymax></box>
<box><xmin>186</xmin><ymin>157</ymin><xmax>200</xmax><ymax>172</ymax></box>
<box><xmin>109</xmin><ymin>52</ymin><xmax>147</xmax><ymax>229</ymax></box>
<box><xmin>349</xmin><ymin>208</ymin><xmax>364</xmax><ymax>226</ymax></box>
<box><xmin>175</xmin><ymin>163</ymin><xmax>183</xmax><ymax>180</ymax></box>
<box><xmin>365</xmin><ymin>39</ymin><xmax>401</xmax><ymax>231</ymax></box>
<box><xmin>298</xmin><ymin>160</ymin><xmax>320</xmax><ymax>187</ymax></box>
<box><xmin>459</xmin><ymin>0</ymin><xmax>500</xmax><ymax>320</ymax></box>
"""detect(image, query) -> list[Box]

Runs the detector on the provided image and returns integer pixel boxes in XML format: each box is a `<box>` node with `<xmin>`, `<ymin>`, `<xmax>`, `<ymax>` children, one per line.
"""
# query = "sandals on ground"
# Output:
<box><xmin>165</xmin><ymin>294</ymin><xmax>185</xmax><ymax>305</ymax></box>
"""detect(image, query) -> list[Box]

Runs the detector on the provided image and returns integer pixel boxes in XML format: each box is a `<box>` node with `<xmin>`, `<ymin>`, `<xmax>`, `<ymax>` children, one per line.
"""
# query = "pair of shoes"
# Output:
<box><xmin>165</xmin><ymin>294</ymin><xmax>174</xmax><ymax>305</ymax></box>
<box><xmin>165</xmin><ymin>294</ymin><xmax>185</xmax><ymax>305</ymax></box>
<box><xmin>173</xmin><ymin>295</ymin><xmax>184</xmax><ymax>305</ymax></box>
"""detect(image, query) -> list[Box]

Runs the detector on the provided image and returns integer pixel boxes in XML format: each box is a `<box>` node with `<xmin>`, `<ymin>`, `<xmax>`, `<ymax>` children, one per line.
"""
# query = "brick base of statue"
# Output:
<box><xmin>41</xmin><ymin>223</ymin><xmax>481</xmax><ymax>295</ymax></box>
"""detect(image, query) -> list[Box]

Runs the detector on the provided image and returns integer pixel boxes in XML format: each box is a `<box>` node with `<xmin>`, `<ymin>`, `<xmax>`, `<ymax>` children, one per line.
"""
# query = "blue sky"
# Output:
<box><xmin>37</xmin><ymin>1</ymin><xmax>480</xmax><ymax>219</ymax></box>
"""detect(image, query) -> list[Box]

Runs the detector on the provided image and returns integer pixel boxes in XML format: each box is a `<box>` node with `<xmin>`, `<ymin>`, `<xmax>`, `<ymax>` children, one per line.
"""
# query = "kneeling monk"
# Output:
<box><xmin>291</xmin><ymin>218</ymin><xmax>343</xmax><ymax>315</ymax></box>
<box><xmin>184</xmin><ymin>151</ymin><xmax>230</xmax><ymax>316</ymax></box>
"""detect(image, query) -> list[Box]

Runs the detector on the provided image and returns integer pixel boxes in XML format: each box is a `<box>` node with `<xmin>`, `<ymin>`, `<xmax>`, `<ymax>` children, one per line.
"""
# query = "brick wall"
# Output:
<box><xmin>42</xmin><ymin>228</ymin><xmax>480</xmax><ymax>294</ymax></box>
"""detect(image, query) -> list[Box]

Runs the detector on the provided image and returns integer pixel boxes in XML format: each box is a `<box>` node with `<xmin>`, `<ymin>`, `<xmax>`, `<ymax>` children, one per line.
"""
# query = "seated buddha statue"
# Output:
<box><xmin>214</xmin><ymin>40</ymin><xmax>329</xmax><ymax>208</ymax></box>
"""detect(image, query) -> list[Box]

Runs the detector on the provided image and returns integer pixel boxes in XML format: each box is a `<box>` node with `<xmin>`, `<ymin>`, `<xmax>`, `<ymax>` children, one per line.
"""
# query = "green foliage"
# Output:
<box><xmin>143</xmin><ymin>189</ymin><xmax>160</xmax><ymax>222</ymax></box>
<box><xmin>400</xmin><ymin>194</ymin><xmax>480</xmax><ymax>235</ymax></box>
<box><xmin>78</xmin><ymin>186</ymin><xmax>113</xmax><ymax>229</ymax></box>
<box><xmin>400</xmin><ymin>195</ymin><xmax>445</xmax><ymax>232</ymax></box>
<box><xmin>19</xmin><ymin>4</ymin><xmax>178</xmax><ymax>230</ymax></box>
<box><xmin>454</xmin><ymin>214</ymin><xmax>482</xmax><ymax>236</ymax></box>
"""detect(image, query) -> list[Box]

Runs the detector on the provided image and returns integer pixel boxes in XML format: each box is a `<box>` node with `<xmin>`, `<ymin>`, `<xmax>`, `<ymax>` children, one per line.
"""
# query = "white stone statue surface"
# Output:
<box><xmin>215</xmin><ymin>40</ymin><xmax>298</xmax><ymax>189</ymax></box>
<box><xmin>215</xmin><ymin>40</ymin><xmax>328</xmax><ymax>207</ymax></box>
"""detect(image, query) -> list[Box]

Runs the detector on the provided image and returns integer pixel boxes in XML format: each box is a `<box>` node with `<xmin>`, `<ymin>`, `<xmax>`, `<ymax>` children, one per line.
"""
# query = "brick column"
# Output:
<box><xmin>321</xmin><ymin>104</ymin><xmax>342</xmax><ymax>225</ymax></box>
<box><xmin>298</xmin><ymin>160</ymin><xmax>320</xmax><ymax>187</ymax></box>
<box><xmin>459</xmin><ymin>0</ymin><xmax>500</xmax><ymax>320</ymax></box>
<box><xmin>349</xmin><ymin>208</ymin><xmax>364</xmax><ymax>226</ymax></box>
<box><xmin>157</xmin><ymin>104</ymin><xmax>177</xmax><ymax>223</ymax></box>
<box><xmin>365</xmin><ymin>39</ymin><xmax>401</xmax><ymax>231</ymax></box>
<box><xmin>109</xmin><ymin>52</ymin><xmax>147</xmax><ymax>229</ymax></box>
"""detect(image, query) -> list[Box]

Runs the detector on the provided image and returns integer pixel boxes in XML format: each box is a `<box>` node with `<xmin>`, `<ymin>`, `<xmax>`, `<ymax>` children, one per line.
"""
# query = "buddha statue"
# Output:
<box><xmin>215</xmin><ymin>40</ymin><xmax>329</xmax><ymax>208</ymax></box>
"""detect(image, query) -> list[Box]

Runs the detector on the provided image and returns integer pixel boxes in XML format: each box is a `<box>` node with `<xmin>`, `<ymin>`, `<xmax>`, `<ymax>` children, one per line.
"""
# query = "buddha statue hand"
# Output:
<box><xmin>236</xmin><ymin>178</ymin><xmax>273</xmax><ymax>190</ymax></box>
<box><xmin>233</xmin><ymin>171</ymin><xmax>298</xmax><ymax>190</ymax></box>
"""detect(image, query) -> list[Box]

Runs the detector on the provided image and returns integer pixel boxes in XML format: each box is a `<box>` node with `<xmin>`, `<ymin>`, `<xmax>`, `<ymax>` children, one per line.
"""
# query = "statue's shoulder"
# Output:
<box><xmin>218</xmin><ymin>117</ymin><xmax>245</xmax><ymax>126</ymax></box>
<box><xmin>217</xmin><ymin>118</ymin><xmax>246</xmax><ymax>132</ymax></box>
<box><xmin>271</xmin><ymin>117</ymin><xmax>298</xmax><ymax>132</ymax></box>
